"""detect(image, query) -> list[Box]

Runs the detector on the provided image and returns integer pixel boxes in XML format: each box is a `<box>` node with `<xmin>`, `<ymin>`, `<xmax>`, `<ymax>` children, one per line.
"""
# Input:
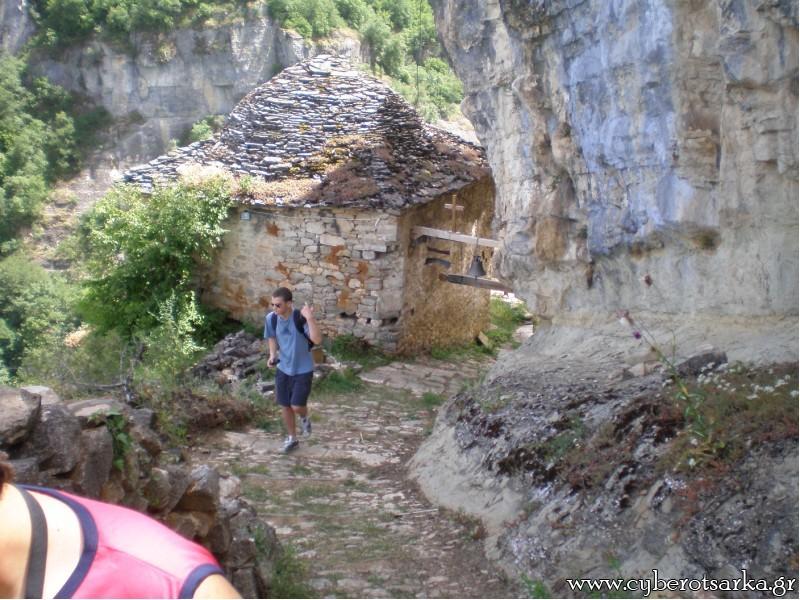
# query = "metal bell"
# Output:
<box><xmin>466</xmin><ymin>255</ymin><xmax>486</xmax><ymax>278</ymax></box>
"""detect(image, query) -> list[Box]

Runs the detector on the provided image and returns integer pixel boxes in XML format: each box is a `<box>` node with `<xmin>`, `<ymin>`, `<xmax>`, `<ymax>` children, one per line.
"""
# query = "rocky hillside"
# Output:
<box><xmin>431</xmin><ymin>0</ymin><xmax>798</xmax><ymax>363</ymax></box>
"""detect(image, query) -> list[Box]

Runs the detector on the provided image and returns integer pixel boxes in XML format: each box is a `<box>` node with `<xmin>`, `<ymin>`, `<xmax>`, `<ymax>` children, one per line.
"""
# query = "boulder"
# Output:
<box><xmin>143</xmin><ymin>467</ymin><xmax>172</xmax><ymax>512</ymax></box>
<box><xmin>8</xmin><ymin>457</ymin><xmax>40</xmax><ymax>484</ymax></box>
<box><xmin>129</xmin><ymin>418</ymin><xmax>163</xmax><ymax>458</ymax></box>
<box><xmin>166</xmin><ymin>510</ymin><xmax>215</xmax><ymax>540</ymax></box>
<box><xmin>70</xmin><ymin>427</ymin><xmax>114</xmax><ymax>498</ymax></box>
<box><xmin>19</xmin><ymin>386</ymin><xmax>61</xmax><ymax>406</ymax></box>
<box><xmin>0</xmin><ymin>387</ymin><xmax>41</xmax><ymax>447</ymax></box>
<box><xmin>67</xmin><ymin>397</ymin><xmax>124</xmax><ymax>427</ymax></box>
<box><xmin>231</xmin><ymin>570</ymin><xmax>258</xmax><ymax>599</ymax></box>
<box><xmin>176</xmin><ymin>465</ymin><xmax>220</xmax><ymax>512</ymax></box>
<box><xmin>675</xmin><ymin>351</ymin><xmax>728</xmax><ymax>378</ymax></box>
<box><xmin>22</xmin><ymin>403</ymin><xmax>81</xmax><ymax>474</ymax></box>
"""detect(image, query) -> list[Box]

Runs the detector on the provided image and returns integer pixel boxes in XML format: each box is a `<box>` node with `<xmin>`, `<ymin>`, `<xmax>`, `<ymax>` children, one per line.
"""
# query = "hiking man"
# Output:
<box><xmin>264</xmin><ymin>287</ymin><xmax>322</xmax><ymax>453</ymax></box>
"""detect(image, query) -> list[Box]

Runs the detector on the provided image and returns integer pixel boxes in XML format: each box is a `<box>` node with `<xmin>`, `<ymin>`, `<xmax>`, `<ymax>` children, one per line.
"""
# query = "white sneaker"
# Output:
<box><xmin>281</xmin><ymin>436</ymin><xmax>299</xmax><ymax>453</ymax></box>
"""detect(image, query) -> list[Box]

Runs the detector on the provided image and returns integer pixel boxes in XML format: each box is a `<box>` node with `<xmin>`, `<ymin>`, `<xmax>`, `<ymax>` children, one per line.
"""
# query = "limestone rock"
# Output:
<box><xmin>70</xmin><ymin>427</ymin><xmax>114</xmax><ymax>498</ymax></box>
<box><xmin>67</xmin><ymin>397</ymin><xmax>124</xmax><ymax>427</ymax></box>
<box><xmin>26</xmin><ymin>10</ymin><xmax>359</xmax><ymax>163</ymax></box>
<box><xmin>8</xmin><ymin>457</ymin><xmax>39</xmax><ymax>484</ymax></box>
<box><xmin>144</xmin><ymin>467</ymin><xmax>172</xmax><ymax>512</ymax></box>
<box><xmin>0</xmin><ymin>387</ymin><xmax>41</xmax><ymax>447</ymax></box>
<box><xmin>19</xmin><ymin>386</ymin><xmax>61</xmax><ymax>406</ymax></box>
<box><xmin>22</xmin><ymin>403</ymin><xmax>81</xmax><ymax>474</ymax></box>
<box><xmin>177</xmin><ymin>465</ymin><xmax>220</xmax><ymax>512</ymax></box>
<box><xmin>0</xmin><ymin>0</ymin><xmax>36</xmax><ymax>54</ymax></box>
<box><xmin>431</xmin><ymin>0</ymin><xmax>798</xmax><ymax>362</ymax></box>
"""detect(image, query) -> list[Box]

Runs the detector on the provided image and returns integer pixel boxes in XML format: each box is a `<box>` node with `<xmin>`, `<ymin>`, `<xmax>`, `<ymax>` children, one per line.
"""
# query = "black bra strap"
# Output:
<box><xmin>19</xmin><ymin>487</ymin><xmax>48</xmax><ymax>599</ymax></box>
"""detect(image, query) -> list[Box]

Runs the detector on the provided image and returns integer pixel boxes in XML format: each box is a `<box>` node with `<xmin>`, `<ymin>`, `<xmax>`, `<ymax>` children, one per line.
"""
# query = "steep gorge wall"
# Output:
<box><xmin>432</xmin><ymin>0</ymin><xmax>798</xmax><ymax>361</ymax></box>
<box><xmin>18</xmin><ymin>7</ymin><xmax>359</xmax><ymax>167</ymax></box>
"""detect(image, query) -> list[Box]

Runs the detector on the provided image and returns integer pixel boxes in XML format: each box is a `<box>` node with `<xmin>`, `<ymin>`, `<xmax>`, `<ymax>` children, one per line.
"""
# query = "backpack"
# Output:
<box><xmin>269</xmin><ymin>308</ymin><xmax>314</xmax><ymax>350</ymax></box>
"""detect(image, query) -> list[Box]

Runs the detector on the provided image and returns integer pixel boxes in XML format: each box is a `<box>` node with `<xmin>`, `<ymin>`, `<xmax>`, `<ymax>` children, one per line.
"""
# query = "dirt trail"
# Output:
<box><xmin>192</xmin><ymin>356</ymin><xmax>522</xmax><ymax>598</ymax></box>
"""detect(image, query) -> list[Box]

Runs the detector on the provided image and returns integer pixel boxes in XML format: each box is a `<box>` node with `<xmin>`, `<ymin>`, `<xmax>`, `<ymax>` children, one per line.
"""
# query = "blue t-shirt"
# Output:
<box><xmin>264</xmin><ymin>311</ymin><xmax>314</xmax><ymax>376</ymax></box>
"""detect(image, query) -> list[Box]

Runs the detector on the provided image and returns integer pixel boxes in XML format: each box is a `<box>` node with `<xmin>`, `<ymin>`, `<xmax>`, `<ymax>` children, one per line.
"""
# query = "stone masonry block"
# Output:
<box><xmin>320</xmin><ymin>233</ymin><xmax>346</xmax><ymax>246</ymax></box>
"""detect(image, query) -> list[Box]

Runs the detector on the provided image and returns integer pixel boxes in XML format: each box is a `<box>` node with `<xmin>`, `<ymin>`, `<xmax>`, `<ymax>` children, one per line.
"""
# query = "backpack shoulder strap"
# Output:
<box><xmin>18</xmin><ymin>486</ymin><xmax>48</xmax><ymax>599</ymax></box>
<box><xmin>269</xmin><ymin>311</ymin><xmax>277</xmax><ymax>334</ymax></box>
<box><xmin>292</xmin><ymin>309</ymin><xmax>314</xmax><ymax>349</ymax></box>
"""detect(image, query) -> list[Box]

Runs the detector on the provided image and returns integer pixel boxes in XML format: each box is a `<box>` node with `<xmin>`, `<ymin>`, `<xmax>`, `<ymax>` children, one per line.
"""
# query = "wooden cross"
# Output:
<box><xmin>444</xmin><ymin>194</ymin><xmax>464</xmax><ymax>233</ymax></box>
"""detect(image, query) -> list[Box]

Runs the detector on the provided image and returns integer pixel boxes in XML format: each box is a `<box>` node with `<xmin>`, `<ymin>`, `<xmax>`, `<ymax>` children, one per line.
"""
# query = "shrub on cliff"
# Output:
<box><xmin>0</xmin><ymin>53</ymin><xmax>108</xmax><ymax>251</ymax></box>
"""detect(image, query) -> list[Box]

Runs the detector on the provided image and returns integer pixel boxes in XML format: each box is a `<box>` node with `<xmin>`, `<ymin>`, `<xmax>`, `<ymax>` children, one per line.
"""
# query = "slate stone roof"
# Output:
<box><xmin>123</xmin><ymin>55</ymin><xmax>490</xmax><ymax>210</ymax></box>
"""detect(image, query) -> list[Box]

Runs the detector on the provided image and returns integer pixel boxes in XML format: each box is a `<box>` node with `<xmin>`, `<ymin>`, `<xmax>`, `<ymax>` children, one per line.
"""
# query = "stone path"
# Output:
<box><xmin>191</xmin><ymin>363</ymin><xmax>521</xmax><ymax>598</ymax></box>
<box><xmin>357</xmin><ymin>355</ymin><xmax>488</xmax><ymax>397</ymax></box>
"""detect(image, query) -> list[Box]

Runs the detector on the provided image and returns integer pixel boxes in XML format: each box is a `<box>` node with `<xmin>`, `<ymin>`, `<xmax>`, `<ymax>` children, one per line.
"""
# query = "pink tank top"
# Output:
<box><xmin>21</xmin><ymin>485</ymin><xmax>224</xmax><ymax>598</ymax></box>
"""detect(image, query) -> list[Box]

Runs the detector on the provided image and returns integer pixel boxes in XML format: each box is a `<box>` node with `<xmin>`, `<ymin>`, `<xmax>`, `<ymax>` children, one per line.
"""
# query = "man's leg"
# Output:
<box><xmin>276</xmin><ymin>371</ymin><xmax>299</xmax><ymax>451</ymax></box>
<box><xmin>291</xmin><ymin>372</ymin><xmax>314</xmax><ymax>435</ymax></box>
<box><xmin>281</xmin><ymin>406</ymin><xmax>297</xmax><ymax>438</ymax></box>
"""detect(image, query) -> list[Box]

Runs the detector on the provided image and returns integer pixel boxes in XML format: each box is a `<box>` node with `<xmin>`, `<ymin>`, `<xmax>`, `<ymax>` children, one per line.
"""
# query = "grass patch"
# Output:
<box><xmin>429</xmin><ymin>343</ymin><xmax>487</xmax><ymax>361</ymax></box>
<box><xmin>271</xmin><ymin>544</ymin><xmax>315</xmax><ymax>599</ymax></box>
<box><xmin>242</xmin><ymin>481</ymin><xmax>271</xmax><ymax>503</ymax></box>
<box><xmin>293</xmin><ymin>483</ymin><xmax>336</xmax><ymax>501</ymax></box>
<box><xmin>290</xmin><ymin>463</ymin><xmax>314</xmax><ymax>477</ymax></box>
<box><xmin>666</xmin><ymin>362</ymin><xmax>798</xmax><ymax>470</ymax></box>
<box><xmin>231</xmin><ymin>463</ymin><xmax>272</xmax><ymax>477</ymax></box>
<box><xmin>485</xmin><ymin>297</ymin><xmax>530</xmax><ymax>348</ymax></box>
<box><xmin>521</xmin><ymin>575</ymin><xmax>550</xmax><ymax>599</ymax></box>
<box><xmin>342</xmin><ymin>476</ymin><xmax>371</xmax><ymax>492</ymax></box>
<box><xmin>428</xmin><ymin>297</ymin><xmax>531</xmax><ymax>359</ymax></box>
<box><xmin>327</xmin><ymin>334</ymin><xmax>391</xmax><ymax>370</ymax></box>
<box><xmin>420</xmin><ymin>391</ymin><xmax>446</xmax><ymax>409</ymax></box>
<box><xmin>313</xmin><ymin>368</ymin><xmax>363</xmax><ymax>395</ymax></box>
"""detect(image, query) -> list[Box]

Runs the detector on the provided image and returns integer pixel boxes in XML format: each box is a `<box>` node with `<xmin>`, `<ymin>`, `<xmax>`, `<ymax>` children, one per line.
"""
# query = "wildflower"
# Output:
<box><xmin>617</xmin><ymin>309</ymin><xmax>634</xmax><ymax>327</ymax></box>
<box><xmin>633</xmin><ymin>331</ymin><xmax>642</xmax><ymax>340</ymax></box>
<box><xmin>791</xmin><ymin>390</ymin><xmax>798</xmax><ymax>399</ymax></box>
<box><xmin>687</xmin><ymin>457</ymin><xmax>697</xmax><ymax>468</ymax></box>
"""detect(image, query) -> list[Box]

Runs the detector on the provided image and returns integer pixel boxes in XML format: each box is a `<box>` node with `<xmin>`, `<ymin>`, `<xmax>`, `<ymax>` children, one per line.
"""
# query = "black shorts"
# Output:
<box><xmin>275</xmin><ymin>370</ymin><xmax>314</xmax><ymax>408</ymax></box>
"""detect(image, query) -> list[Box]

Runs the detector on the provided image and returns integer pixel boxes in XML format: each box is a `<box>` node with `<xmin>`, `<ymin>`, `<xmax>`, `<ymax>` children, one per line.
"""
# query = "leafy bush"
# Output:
<box><xmin>0</xmin><ymin>253</ymin><xmax>78</xmax><ymax>378</ymax></box>
<box><xmin>333</xmin><ymin>0</ymin><xmax>370</xmax><ymax>28</ymax></box>
<box><xmin>266</xmin><ymin>0</ymin><xmax>342</xmax><ymax>39</ymax></box>
<box><xmin>16</xmin><ymin>327</ymin><xmax>131</xmax><ymax>396</ymax></box>
<box><xmin>185</xmin><ymin>114</ymin><xmax>226</xmax><ymax>144</ymax></box>
<box><xmin>136</xmin><ymin>291</ymin><xmax>206</xmax><ymax>384</ymax></box>
<box><xmin>77</xmin><ymin>176</ymin><xmax>233</xmax><ymax>338</ymax></box>
<box><xmin>0</xmin><ymin>54</ymin><xmax>109</xmax><ymax>250</ymax></box>
<box><xmin>391</xmin><ymin>57</ymin><xmax>464</xmax><ymax>120</ymax></box>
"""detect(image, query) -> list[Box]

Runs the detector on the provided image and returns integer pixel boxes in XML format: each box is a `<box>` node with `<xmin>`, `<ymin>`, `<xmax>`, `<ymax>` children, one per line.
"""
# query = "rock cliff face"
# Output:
<box><xmin>432</xmin><ymin>0</ymin><xmax>798</xmax><ymax>360</ymax></box>
<box><xmin>0</xmin><ymin>0</ymin><xmax>35</xmax><ymax>53</ymax></box>
<box><xmin>27</xmin><ymin>7</ymin><xmax>360</xmax><ymax>165</ymax></box>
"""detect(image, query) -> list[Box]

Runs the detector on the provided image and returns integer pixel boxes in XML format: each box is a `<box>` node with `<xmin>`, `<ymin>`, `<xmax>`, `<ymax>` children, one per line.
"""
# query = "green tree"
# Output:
<box><xmin>333</xmin><ymin>0</ymin><xmax>370</xmax><ymax>28</ymax></box>
<box><xmin>374</xmin><ymin>0</ymin><xmax>412</xmax><ymax>30</ymax></box>
<box><xmin>0</xmin><ymin>54</ymin><xmax>87</xmax><ymax>249</ymax></box>
<box><xmin>361</xmin><ymin>12</ymin><xmax>391</xmax><ymax>71</ymax></box>
<box><xmin>379</xmin><ymin>34</ymin><xmax>406</xmax><ymax>78</ymax></box>
<box><xmin>40</xmin><ymin>0</ymin><xmax>95</xmax><ymax>42</ymax></box>
<box><xmin>78</xmin><ymin>177</ymin><xmax>233</xmax><ymax>338</ymax></box>
<box><xmin>268</xmin><ymin>0</ymin><xmax>342</xmax><ymax>39</ymax></box>
<box><xmin>0</xmin><ymin>253</ymin><xmax>77</xmax><ymax>377</ymax></box>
